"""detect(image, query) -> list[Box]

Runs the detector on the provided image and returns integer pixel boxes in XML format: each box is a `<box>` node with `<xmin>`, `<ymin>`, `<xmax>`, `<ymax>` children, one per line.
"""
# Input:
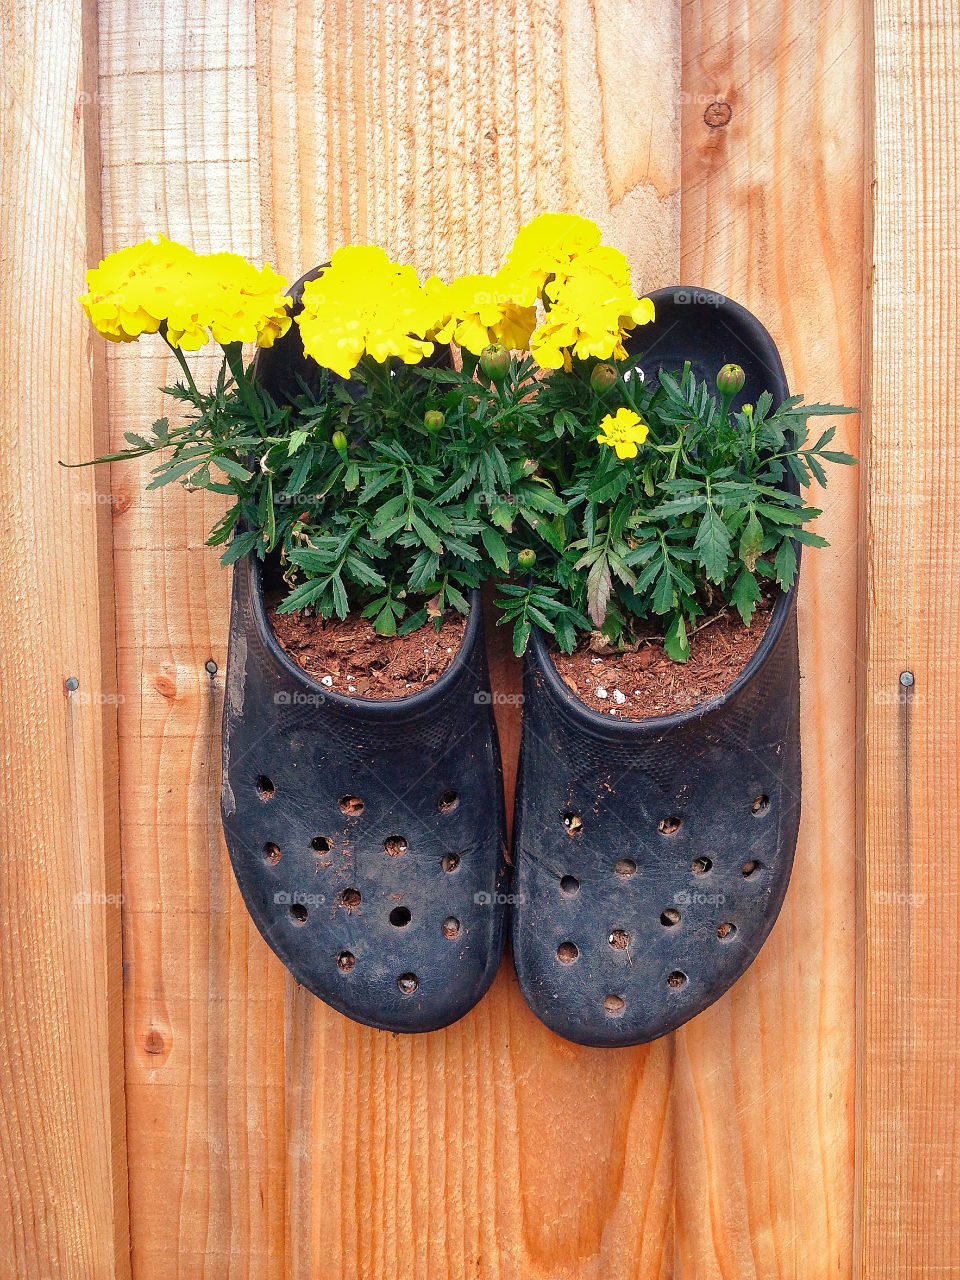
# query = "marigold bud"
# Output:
<box><xmin>479</xmin><ymin>344</ymin><xmax>511</xmax><ymax>383</ymax></box>
<box><xmin>424</xmin><ymin>410</ymin><xmax>445</xmax><ymax>432</ymax></box>
<box><xmin>590</xmin><ymin>363</ymin><xmax>618</xmax><ymax>394</ymax></box>
<box><xmin>517</xmin><ymin>548</ymin><xmax>536</xmax><ymax>568</ymax></box>
<box><xmin>332</xmin><ymin>430</ymin><xmax>347</xmax><ymax>452</ymax></box>
<box><xmin>716</xmin><ymin>364</ymin><xmax>745</xmax><ymax>396</ymax></box>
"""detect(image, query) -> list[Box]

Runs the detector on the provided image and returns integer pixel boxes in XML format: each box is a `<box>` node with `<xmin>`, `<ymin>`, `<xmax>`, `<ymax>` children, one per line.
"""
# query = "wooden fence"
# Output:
<box><xmin>0</xmin><ymin>0</ymin><xmax>956</xmax><ymax>1276</ymax></box>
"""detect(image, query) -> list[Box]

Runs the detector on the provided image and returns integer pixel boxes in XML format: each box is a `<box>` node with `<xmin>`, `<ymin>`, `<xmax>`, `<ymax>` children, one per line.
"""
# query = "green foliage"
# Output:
<box><xmin>490</xmin><ymin>355</ymin><xmax>857</xmax><ymax>661</ymax></box>
<box><xmin>79</xmin><ymin>342</ymin><xmax>856</xmax><ymax>660</ymax></box>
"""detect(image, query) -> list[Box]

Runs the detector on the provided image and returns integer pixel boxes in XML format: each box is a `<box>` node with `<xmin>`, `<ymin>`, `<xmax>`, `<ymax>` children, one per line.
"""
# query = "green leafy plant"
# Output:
<box><xmin>73</xmin><ymin>218</ymin><xmax>855</xmax><ymax>661</ymax></box>
<box><xmin>489</xmin><ymin>353</ymin><xmax>856</xmax><ymax>659</ymax></box>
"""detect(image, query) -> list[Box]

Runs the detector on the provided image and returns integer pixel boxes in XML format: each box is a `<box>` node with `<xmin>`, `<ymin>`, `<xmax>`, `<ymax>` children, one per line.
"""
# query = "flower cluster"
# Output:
<box><xmin>78</xmin><ymin>215</ymin><xmax>855</xmax><ymax>663</ymax></box>
<box><xmin>80</xmin><ymin>235</ymin><xmax>291</xmax><ymax>350</ymax></box>
<box><xmin>297</xmin><ymin>246</ymin><xmax>440</xmax><ymax>378</ymax></box>
<box><xmin>292</xmin><ymin>213</ymin><xmax>654</xmax><ymax>378</ymax></box>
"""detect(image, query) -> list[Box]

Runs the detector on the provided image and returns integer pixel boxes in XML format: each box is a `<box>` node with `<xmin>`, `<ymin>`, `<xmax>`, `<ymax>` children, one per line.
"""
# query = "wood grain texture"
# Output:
<box><xmin>859</xmin><ymin>0</ymin><xmax>960</xmax><ymax>1274</ymax></box>
<box><xmin>0</xmin><ymin>2</ymin><xmax>129</xmax><ymax>1277</ymax></box>
<box><xmin>257</xmin><ymin>4</ymin><xmax>682</xmax><ymax>1278</ymax></box>
<box><xmin>96</xmin><ymin>3</ymin><xmax>288</xmax><ymax>1276</ymax></box>
<box><xmin>678</xmin><ymin>0</ymin><xmax>863</xmax><ymax>1276</ymax></box>
<box><xmin>96</xmin><ymin>0</ymin><xmax>681</xmax><ymax>1275</ymax></box>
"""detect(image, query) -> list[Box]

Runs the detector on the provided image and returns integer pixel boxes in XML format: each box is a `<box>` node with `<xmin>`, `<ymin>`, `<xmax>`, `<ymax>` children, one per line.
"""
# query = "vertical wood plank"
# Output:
<box><xmin>678</xmin><ymin>0</ymin><xmax>864</xmax><ymax>1276</ymax></box>
<box><xmin>253</xmin><ymin>3</ymin><xmax>681</xmax><ymax>1277</ymax></box>
<box><xmin>859</xmin><ymin>0</ymin><xmax>960</xmax><ymax>1274</ymax></box>
<box><xmin>0</xmin><ymin>2</ymin><xmax>129</xmax><ymax>1277</ymax></box>
<box><xmin>96</xmin><ymin>2</ymin><xmax>288</xmax><ymax>1276</ymax></box>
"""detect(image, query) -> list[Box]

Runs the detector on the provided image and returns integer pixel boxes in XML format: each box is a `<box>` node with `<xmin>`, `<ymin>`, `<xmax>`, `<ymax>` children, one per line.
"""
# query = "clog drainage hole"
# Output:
<box><xmin>751</xmin><ymin>794</ymin><xmax>770</xmax><ymax>815</ymax></box>
<box><xmin>741</xmin><ymin>859</ymin><xmax>763</xmax><ymax>878</ymax></box>
<box><xmin>389</xmin><ymin>906</ymin><xmax>411</xmax><ymax>927</ymax></box>
<box><xmin>667</xmin><ymin>971</ymin><xmax>687</xmax><ymax>989</ymax></box>
<box><xmin>340</xmin><ymin>888</ymin><xmax>362</xmax><ymax>910</ymax></box>
<box><xmin>717</xmin><ymin>922</ymin><xmax>737</xmax><ymax>940</ymax></box>
<box><xmin>658</xmin><ymin>816</ymin><xmax>682</xmax><ymax>836</ymax></box>
<box><xmin>603</xmin><ymin>995</ymin><xmax>625</xmax><ymax>1016</ymax></box>
<box><xmin>289</xmin><ymin>903</ymin><xmax>308</xmax><ymax>925</ymax></box>
<box><xmin>311</xmin><ymin>836</ymin><xmax>331</xmax><ymax>853</ymax></box>
<box><xmin>560</xmin><ymin>875</ymin><xmax>580</xmax><ymax>896</ymax></box>
<box><xmin>557</xmin><ymin>941</ymin><xmax>579</xmax><ymax>963</ymax></box>
<box><xmin>442</xmin><ymin>853</ymin><xmax>461</xmax><ymax>873</ymax></box>
<box><xmin>614</xmin><ymin>859</ymin><xmax>636</xmax><ymax>878</ymax></box>
<box><xmin>397</xmin><ymin>973</ymin><xmax>419</xmax><ymax>994</ymax></box>
<box><xmin>337</xmin><ymin>951</ymin><xmax>355</xmax><ymax>971</ymax></box>
<box><xmin>438</xmin><ymin>790</ymin><xmax>460</xmax><ymax>813</ymax></box>
<box><xmin>442</xmin><ymin>916</ymin><xmax>461</xmax><ymax>938</ymax></box>
<box><xmin>562</xmin><ymin>812</ymin><xmax>583</xmax><ymax>836</ymax></box>
<box><xmin>660</xmin><ymin>909</ymin><xmax>681</xmax><ymax>927</ymax></box>
<box><xmin>692</xmin><ymin>856</ymin><xmax>713</xmax><ymax>875</ymax></box>
<box><xmin>384</xmin><ymin>835</ymin><xmax>407</xmax><ymax>857</ymax></box>
<box><xmin>338</xmin><ymin>794</ymin><xmax>364</xmax><ymax>816</ymax></box>
<box><xmin>256</xmin><ymin>775</ymin><xmax>275</xmax><ymax>800</ymax></box>
<box><xmin>263</xmin><ymin>842</ymin><xmax>281</xmax><ymax>865</ymax></box>
<box><xmin>608</xmin><ymin>929</ymin><xmax>630</xmax><ymax>949</ymax></box>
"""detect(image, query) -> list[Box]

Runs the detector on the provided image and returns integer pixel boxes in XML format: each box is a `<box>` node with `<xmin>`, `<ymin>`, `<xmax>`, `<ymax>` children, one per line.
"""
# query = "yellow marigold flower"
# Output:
<box><xmin>80</xmin><ymin>236</ymin><xmax>292</xmax><ymax>351</ymax></box>
<box><xmin>79</xmin><ymin>235</ymin><xmax>197</xmax><ymax>343</ymax></box>
<box><xmin>426</xmin><ymin>271</ymin><xmax>536</xmax><ymax>355</ymax></box>
<box><xmin>530</xmin><ymin>265</ymin><xmax>655</xmax><ymax>370</ymax></box>
<box><xmin>596</xmin><ymin>407</ymin><xmax>649</xmax><ymax>460</ymax></box>
<box><xmin>183</xmin><ymin>254</ymin><xmax>292</xmax><ymax>349</ymax></box>
<box><xmin>500</xmin><ymin>212</ymin><xmax>602</xmax><ymax>304</ymax></box>
<box><xmin>297</xmin><ymin>245</ymin><xmax>437</xmax><ymax>378</ymax></box>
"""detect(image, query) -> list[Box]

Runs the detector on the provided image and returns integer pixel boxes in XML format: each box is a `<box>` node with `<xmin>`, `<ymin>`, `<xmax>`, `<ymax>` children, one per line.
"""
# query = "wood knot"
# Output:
<box><xmin>153</xmin><ymin>666</ymin><xmax>179</xmax><ymax>700</ymax></box>
<box><xmin>143</xmin><ymin>1027</ymin><xmax>168</xmax><ymax>1056</ymax></box>
<box><xmin>703</xmin><ymin>101</ymin><xmax>732</xmax><ymax>128</ymax></box>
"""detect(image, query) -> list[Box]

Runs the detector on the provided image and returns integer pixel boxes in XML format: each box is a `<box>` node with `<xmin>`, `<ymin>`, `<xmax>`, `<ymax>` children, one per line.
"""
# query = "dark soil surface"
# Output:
<box><xmin>268</xmin><ymin>607</ymin><xmax>466</xmax><ymax>698</ymax></box>
<box><xmin>550</xmin><ymin>597</ymin><xmax>776</xmax><ymax>720</ymax></box>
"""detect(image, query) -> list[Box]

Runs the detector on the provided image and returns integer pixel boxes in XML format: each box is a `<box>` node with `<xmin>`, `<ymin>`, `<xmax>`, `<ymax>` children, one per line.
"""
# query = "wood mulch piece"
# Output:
<box><xmin>267</xmin><ymin>605</ymin><xmax>466</xmax><ymax>699</ymax></box>
<box><xmin>550</xmin><ymin>595</ymin><xmax>777</xmax><ymax>720</ymax></box>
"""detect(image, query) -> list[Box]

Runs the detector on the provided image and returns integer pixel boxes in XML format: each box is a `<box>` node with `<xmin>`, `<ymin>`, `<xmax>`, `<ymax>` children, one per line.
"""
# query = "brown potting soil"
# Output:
<box><xmin>267</xmin><ymin>606</ymin><xmax>466</xmax><ymax>698</ymax></box>
<box><xmin>550</xmin><ymin>595</ymin><xmax>777</xmax><ymax>720</ymax></box>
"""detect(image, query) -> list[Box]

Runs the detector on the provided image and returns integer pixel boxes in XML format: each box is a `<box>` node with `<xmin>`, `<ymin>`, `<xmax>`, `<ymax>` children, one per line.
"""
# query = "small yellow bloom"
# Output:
<box><xmin>426</xmin><ymin>271</ymin><xmax>536</xmax><ymax>355</ymax></box>
<box><xmin>297</xmin><ymin>245</ymin><xmax>437</xmax><ymax>378</ymax></box>
<box><xmin>596</xmin><ymin>407</ymin><xmax>649</xmax><ymax>460</ymax></box>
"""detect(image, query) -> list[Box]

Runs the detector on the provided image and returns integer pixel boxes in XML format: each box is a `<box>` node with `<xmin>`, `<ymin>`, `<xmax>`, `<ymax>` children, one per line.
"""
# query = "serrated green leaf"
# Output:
<box><xmin>480</xmin><ymin>524</ymin><xmax>510</xmax><ymax>572</ymax></box>
<box><xmin>694</xmin><ymin>506</ymin><xmax>731</xmax><ymax>581</ymax></box>
<box><xmin>664</xmin><ymin>613</ymin><xmax>689</xmax><ymax>662</ymax></box>
<box><xmin>774</xmin><ymin>537</ymin><xmax>798</xmax><ymax>589</ymax></box>
<box><xmin>513</xmin><ymin>618</ymin><xmax>532</xmax><ymax>656</ymax></box>
<box><xmin>731</xmin><ymin>568</ymin><xmax>761</xmax><ymax>625</ymax></box>
<box><xmin>739</xmin><ymin>509</ymin><xmax>763</xmax><ymax>572</ymax></box>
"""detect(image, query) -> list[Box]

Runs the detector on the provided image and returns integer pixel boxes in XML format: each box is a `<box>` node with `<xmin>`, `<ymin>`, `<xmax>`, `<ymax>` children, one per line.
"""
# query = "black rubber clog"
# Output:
<box><xmin>219</xmin><ymin>271</ymin><xmax>510</xmax><ymax>1033</ymax></box>
<box><xmin>510</xmin><ymin>287</ymin><xmax>801</xmax><ymax>1047</ymax></box>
